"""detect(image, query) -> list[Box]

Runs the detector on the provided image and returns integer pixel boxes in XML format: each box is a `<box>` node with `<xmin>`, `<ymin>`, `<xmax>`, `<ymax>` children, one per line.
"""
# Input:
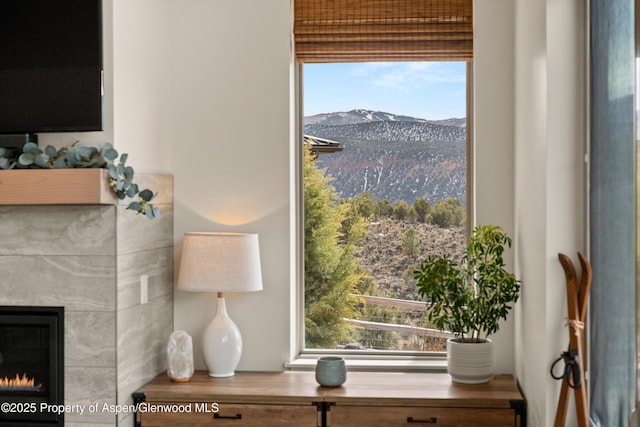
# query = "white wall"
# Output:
<box><xmin>169</xmin><ymin>0</ymin><xmax>292</xmax><ymax>371</ymax></box>
<box><xmin>514</xmin><ymin>0</ymin><xmax>586</xmax><ymax>426</ymax></box>
<box><xmin>473</xmin><ymin>0</ymin><xmax>516</xmax><ymax>375</ymax></box>
<box><xmin>545</xmin><ymin>1</ymin><xmax>586</xmax><ymax>425</ymax></box>
<box><xmin>111</xmin><ymin>0</ymin><xmax>173</xmax><ymax>170</ymax></box>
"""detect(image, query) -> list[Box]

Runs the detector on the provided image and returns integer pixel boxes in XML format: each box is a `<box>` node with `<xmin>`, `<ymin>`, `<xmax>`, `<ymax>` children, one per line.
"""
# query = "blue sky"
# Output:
<box><xmin>303</xmin><ymin>62</ymin><xmax>467</xmax><ymax>121</ymax></box>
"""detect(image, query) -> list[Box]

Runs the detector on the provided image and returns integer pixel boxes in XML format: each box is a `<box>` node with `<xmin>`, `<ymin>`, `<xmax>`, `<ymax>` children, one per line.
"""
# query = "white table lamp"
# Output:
<box><xmin>177</xmin><ymin>232</ymin><xmax>263</xmax><ymax>377</ymax></box>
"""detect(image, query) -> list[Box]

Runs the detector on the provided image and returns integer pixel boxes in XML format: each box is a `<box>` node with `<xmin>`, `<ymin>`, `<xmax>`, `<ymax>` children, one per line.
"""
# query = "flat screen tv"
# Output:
<box><xmin>0</xmin><ymin>0</ymin><xmax>103</xmax><ymax>142</ymax></box>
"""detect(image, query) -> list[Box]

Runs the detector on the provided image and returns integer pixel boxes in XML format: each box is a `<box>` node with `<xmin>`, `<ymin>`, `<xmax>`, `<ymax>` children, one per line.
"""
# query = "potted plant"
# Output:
<box><xmin>414</xmin><ymin>225</ymin><xmax>520</xmax><ymax>383</ymax></box>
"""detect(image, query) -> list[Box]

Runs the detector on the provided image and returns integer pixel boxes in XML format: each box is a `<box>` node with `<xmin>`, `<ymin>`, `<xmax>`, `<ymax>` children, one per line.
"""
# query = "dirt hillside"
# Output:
<box><xmin>356</xmin><ymin>218</ymin><xmax>466</xmax><ymax>300</ymax></box>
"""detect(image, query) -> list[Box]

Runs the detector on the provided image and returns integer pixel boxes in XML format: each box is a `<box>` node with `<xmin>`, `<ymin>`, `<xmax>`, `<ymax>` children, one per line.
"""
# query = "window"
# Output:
<box><xmin>301</xmin><ymin>62</ymin><xmax>470</xmax><ymax>354</ymax></box>
<box><xmin>294</xmin><ymin>0</ymin><xmax>473</xmax><ymax>360</ymax></box>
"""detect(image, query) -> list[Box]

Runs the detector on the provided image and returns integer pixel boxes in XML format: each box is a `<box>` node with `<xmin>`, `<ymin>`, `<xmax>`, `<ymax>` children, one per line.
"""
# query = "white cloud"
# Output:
<box><xmin>352</xmin><ymin>62</ymin><xmax>466</xmax><ymax>91</ymax></box>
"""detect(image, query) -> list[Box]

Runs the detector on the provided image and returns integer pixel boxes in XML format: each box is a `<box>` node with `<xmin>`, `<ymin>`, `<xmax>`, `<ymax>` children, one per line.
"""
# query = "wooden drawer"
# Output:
<box><xmin>329</xmin><ymin>406</ymin><xmax>516</xmax><ymax>427</ymax></box>
<box><xmin>139</xmin><ymin>402</ymin><xmax>319</xmax><ymax>427</ymax></box>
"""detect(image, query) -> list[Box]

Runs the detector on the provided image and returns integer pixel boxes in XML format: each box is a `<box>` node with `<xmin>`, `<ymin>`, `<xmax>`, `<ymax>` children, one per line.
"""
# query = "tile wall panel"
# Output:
<box><xmin>0</xmin><ymin>255</ymin><xmax>116</xmax><ymax>311</ymax></box>
<box><xmin>116</xmin><ymin>293</ymin><xmax>173</xmax><ymax>424</ymax></box>
<box><xmin>65</xmin><ymin>366</ymin><xmax>117</xmax><ymax>424</ymax></box>
<box><xmin>116</xmin><ymin>204</ymin><xmax>174</xmax><ymax>255</ymax></box>
<box><xmin>65</xmin><ymin>311</ymin><xmax>117</xmax><ymax>367</ymax></box>
<box><xmin>116</xmin><ymin>246</ymin><xmax>173</xmax><ymax>311</ymax></box>
<box><xmin>0</xmin><ymin>205</ymin><xmax>115</xmax><ymax>256</ymax></box>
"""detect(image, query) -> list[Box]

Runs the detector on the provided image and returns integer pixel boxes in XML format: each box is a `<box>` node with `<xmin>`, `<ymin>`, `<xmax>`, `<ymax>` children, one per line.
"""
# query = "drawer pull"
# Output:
<box><xmin>407</xmin><ymin>416</ymin><xmax>437</xmax><ymax>424</ymax></box>
<box><xmin>213</xmin><ymin>413</ymin><xmax>242</xmax><ymax>420</ymax></box>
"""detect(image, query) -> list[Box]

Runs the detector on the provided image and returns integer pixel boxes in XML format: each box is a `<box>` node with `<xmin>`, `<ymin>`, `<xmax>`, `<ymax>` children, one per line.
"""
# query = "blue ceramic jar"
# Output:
<box><xmin>315</xmin><ymin>356</ymin><xmax>347</xmax><ymax>387</ymax></box>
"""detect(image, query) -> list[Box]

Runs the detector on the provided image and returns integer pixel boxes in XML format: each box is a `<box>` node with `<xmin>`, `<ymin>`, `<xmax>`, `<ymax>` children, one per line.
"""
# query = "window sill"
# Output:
<box><xmin>285</xmin><ymin>354</ymin><xmax>448</xmax><ymax>372</ymax></box>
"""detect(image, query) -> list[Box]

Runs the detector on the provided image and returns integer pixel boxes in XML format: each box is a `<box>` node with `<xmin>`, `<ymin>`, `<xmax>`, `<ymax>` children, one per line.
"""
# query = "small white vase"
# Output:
<box><xmin>446</xmin><ymin>338</ymin><xmax>494</xmax><ymax>384</ymax></box>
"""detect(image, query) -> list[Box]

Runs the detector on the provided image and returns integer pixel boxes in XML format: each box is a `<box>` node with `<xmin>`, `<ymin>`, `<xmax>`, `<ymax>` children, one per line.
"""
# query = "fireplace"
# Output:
<box><xmin>0</xmin><ymin>306</ymin><xmax>64</xmax><ymax>426</ymax></box>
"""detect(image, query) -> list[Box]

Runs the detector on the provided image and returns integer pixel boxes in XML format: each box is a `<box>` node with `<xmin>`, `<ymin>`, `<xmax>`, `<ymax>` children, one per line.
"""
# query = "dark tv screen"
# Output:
<box><xmin>0</xmin><ymin>0</ymin><xmax>103</xmax><ymax>135</ymax></box>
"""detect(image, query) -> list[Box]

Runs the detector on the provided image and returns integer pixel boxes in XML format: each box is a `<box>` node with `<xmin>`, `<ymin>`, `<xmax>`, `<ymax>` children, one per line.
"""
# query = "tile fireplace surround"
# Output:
<box><xmin>0</xmin><ymin>173</ymin><xmax>174</xmax><ymax>426</ymax></box>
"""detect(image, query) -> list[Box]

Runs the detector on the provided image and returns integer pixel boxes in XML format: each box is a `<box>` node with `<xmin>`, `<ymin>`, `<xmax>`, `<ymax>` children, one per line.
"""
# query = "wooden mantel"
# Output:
<box><xmin>0</xmin><ymin>169</ymin><xmax>117</xmax><ymax>205</ymax></box>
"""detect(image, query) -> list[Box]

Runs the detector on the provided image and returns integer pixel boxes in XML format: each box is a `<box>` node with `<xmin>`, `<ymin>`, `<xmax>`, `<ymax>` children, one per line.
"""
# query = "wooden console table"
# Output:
<box><xmin>133</xmin><ymin>371</ymin><xmax>525</xmax><ymax>427</ymax></box>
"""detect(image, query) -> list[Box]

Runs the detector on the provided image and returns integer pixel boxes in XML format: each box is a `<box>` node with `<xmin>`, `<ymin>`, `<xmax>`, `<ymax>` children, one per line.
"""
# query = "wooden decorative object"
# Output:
<box><xmin>0</xmin><ymin>169</ymin><xmax>117</xmax><ymax>205</ymax></box>
<box><xmin>554</xmin><ymin>252</ymin><xmax>591</xmax><ymax>427</ymax></box>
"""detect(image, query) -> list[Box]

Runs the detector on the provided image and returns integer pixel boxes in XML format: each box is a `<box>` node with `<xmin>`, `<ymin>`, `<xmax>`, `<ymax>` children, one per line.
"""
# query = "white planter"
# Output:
<box><xmin>446</xmin><ymin>338</ymin><xmax>494</xmax><ymax>384</ymax></box>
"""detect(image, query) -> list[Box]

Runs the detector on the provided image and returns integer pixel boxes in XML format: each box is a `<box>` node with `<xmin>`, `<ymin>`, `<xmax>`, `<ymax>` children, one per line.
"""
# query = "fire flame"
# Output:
<box><xmin>0</xmin><ymin>373</ymin><xmax>42</xmax><ymax>390</ymax></box>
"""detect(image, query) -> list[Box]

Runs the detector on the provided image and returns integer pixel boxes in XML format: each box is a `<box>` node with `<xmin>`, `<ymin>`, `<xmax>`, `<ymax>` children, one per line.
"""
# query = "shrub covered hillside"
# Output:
<box><xmin>304</xmin><ymin>145</ymin><xmax>467</xmax><ymax>351</ymax></box>
<box><xmin>358</xmin><ymin>218</ymin><xmax>466</xmax><ymax>301</ymax></box>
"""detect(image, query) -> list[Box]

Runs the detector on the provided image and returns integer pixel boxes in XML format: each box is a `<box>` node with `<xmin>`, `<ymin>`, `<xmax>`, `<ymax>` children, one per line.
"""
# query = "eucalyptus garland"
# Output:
<box><xmin>0</xmin><ymin>142</ymin><xmax>159</xmax><ymax>219</ymax></box>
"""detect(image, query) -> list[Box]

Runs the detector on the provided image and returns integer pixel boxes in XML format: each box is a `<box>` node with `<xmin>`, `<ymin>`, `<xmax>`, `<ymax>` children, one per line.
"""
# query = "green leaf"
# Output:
<box><xmin>23</xmin><ymin>142</ymin><xmax>38</xmax><ymax>153</ymax></box>
<box><xmin>128</xmin><ymin>201</ymin><xmax>142</xmax><ymax>212</ymax></box>
<box><xmin>34</xmin><ymin>154</ymin><xmax>51</xmax><ymax>168</ymax></box>
<box><xmin>123</xmin><ymin>166</ymin><xmax>134</xmax><ymax>181</ymax></box>
<box><xmin>53</xmin><ymin>157</ymin><xmax>67</xmax><ymax>169</ymax></box>
<box><xmin>108</xmin><ymin>164</ymin><xmax>118</xmax><ymax>179</ymax></box>
<box><xmin>0</xmin><ymin>158</ymin><xmax>10</xmax><ymax>169</ymax></box>
<box><xmin>103</xmin><ymin>147</ymin><xmax>118</xmax><ymax>161</ymax></box>
<box><xmin>88</xmin><ymin>152</ymin><xmax>103</xmax><ymax>167</ymax></box>
<box><xmin>78</xmin><ymin>146</ymin><xmax>96</xmax><ymax>162</ymax></box>
<box><xmin>44</xmin><ymin>145</ymin><xmax>57</xmax><ymax>157</ymax></box>
<box><xmin>125</xmin><ymin>186</ymin><xmax>136</xmax><ymax>198</ymax></box>
<box><xmin>120</xmin><ymin>153</ymin><xmax>128</xmax><ymax>164</ymax></box>
<box><xmin>139</xmin><ymin>189</ymin><xmax>154</xmax><ymax>201</ymax></box>
<box><xmin>18</xmin><ymin>153</ymin><xmax>35</xmax><ymax>166</ymax></box>
<box><xmin>66</xmin><ymin>150</ymin><xmax>78</xmax><ymax>166</ymax></box>
<box><xmin>145</xmin><ymin>206</ymin><xmax>158</xmax><ymax>219</ymax></box>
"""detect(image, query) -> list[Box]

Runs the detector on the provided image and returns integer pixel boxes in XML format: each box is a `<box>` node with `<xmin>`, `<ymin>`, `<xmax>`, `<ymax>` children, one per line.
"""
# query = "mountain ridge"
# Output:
<box><xmin>304</xmin><ymin>110</ymin><xmax>466</xmax><ymax>205</ymax></box>
<box><xmin>304</xmin><ymin>108</ymin><xmax>466</xmax><ymax>128</ymax></box>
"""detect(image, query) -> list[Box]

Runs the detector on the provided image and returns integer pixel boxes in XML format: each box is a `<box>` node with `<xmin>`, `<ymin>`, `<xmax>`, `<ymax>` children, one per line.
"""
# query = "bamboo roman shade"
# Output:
<box><xmin>293</xmin><ymin>0</ymin><xmax>473</xmax><ymax>63</ymax></box>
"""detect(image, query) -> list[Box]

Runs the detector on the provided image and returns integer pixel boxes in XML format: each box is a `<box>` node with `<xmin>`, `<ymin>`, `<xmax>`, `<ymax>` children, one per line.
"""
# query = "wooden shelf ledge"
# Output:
<box><xmin>0</xmin><ymin>169</ymin><xmax>117</xmax><ymax>205</ymax></box>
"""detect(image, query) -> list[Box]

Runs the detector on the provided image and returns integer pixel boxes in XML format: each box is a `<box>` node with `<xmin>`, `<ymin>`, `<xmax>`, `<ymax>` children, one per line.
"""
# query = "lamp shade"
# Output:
<box><xmin>177</xmin><ymin>232</ymin><xmax>263</xmax><ymax>293</ymax></box>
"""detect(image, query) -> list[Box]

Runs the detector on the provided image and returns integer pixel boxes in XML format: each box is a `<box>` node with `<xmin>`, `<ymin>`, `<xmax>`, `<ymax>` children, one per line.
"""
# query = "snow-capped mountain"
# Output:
<box><xmin>304</xmin><ymin>109</ymin><xmax>465</xmax><ymax>128</ymax></box>
<box><xmin>304</xmin><ymin>110</ymin><xmax>467</xmax><ymax>205</ymax></box>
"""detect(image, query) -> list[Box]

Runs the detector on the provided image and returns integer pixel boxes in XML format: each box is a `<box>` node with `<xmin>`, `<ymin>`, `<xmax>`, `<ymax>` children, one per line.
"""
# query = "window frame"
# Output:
<box><xmin>289</xmin><ymin>62</ymin><xmax>475</xmax><ymax>370</ymax></box>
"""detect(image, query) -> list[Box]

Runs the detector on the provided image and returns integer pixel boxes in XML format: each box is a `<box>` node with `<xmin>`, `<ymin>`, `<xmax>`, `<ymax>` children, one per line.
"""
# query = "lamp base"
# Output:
<box><xmin>202</xmin><ymin>296</ymin><xmax>242</xmax><ymax>377</ymax></box>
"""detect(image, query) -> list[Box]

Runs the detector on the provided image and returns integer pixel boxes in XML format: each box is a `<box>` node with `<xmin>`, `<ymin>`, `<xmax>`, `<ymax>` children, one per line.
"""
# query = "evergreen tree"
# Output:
<box><xmin>353</xmin><ymin>191</ymin><xmax>378</xmax><ymax>220</ymax></box>
<box><xmin>413</xmin><ymin>198</ymin><xmax>431</xmax><ymax>223</ymax></box>
<box><xmin>393</xmin><ymin>200</ymin><xmax>410</xmax><ymax>220</ymax></box>
<box><xmin>402</xmin><ymin>228</ymin><xmax>420</xmax><ymax>258</ymax></box>
<box><xmin>427</xmin><ymin>198</ymin><xmax>465</xmax><ymax>228</ymax></box>
<box><xmin>378</xmin><ymin>199</ymin><xmax>394</xmax><ymax>217</ymax></box>
<box><xmin>304</xmin><ymin>145</ymin><xmax>367</xmax><ymax>348</ymax></box>
<box><xmin>407</xmin><ymin>206</ymin><xmax>418</xmax><ymax>224</ymax></box>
